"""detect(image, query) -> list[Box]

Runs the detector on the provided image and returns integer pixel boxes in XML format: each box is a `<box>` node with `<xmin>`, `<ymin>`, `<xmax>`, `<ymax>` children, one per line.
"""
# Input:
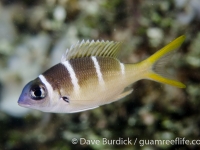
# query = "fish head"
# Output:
<box><xmin>18</xmin><ymin>78</ymin><xmax>51</xmax><ymax>111</ymax></box>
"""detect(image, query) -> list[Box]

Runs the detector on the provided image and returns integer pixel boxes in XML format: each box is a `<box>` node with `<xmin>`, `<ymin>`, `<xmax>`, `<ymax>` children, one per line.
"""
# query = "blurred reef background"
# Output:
<box><xmin>0</xmin><ymin>0</ymin><xmax>200</xmax><ymax>150</ymax></box>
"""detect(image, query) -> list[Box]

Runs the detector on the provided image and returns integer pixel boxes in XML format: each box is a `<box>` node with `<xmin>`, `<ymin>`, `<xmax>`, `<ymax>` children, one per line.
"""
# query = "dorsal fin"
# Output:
<box><xmin>61</xmin><ymin>40</ymin><xmax>122</xmax><ymax>62</ymax></box>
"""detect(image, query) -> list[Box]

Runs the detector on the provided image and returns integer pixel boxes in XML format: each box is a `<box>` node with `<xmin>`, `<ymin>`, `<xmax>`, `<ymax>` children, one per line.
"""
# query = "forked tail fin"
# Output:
<box><xmin>142</xmin><ymin>35</ymin><xmax>186</xmax><ymax>88</ymax></box>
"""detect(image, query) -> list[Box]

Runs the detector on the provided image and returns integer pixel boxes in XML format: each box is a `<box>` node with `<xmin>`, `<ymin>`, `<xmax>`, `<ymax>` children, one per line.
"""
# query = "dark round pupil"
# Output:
<box><xmin>30</xmin><ymin>85</ymin><xmax>46</xmax><ymax>100</ymax></box>
<box><xmin>34</xmin><ymin>88</ymin><xmax>42</xmax><ymax>97</ymax></box>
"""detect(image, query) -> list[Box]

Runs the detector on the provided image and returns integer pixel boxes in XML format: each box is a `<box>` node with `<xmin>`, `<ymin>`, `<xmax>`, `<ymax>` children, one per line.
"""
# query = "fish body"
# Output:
<box><xmin>18</xmin><ymin>36</ymin><xmax>186</xmax><ymax>113</ymax></box>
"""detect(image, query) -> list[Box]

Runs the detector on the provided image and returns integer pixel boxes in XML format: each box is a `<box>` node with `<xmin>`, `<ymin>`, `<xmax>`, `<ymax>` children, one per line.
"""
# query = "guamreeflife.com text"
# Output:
<box><xmin>71</xmin><ymin>137</ymin><xmax>200</xmax><ymax>146</ymax></box>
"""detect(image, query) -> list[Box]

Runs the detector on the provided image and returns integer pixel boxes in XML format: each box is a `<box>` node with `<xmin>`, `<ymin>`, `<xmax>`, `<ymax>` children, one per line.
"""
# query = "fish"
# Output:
<box><xmin>18</xmin><ymin>36</ymin><xmax>186</xmax><ymax>113</ymax></box>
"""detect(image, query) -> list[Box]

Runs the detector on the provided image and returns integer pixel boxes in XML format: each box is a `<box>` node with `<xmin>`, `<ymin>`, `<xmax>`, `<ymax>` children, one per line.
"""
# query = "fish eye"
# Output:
<box><xmin>30</xmin><ymin>84</ymin><xmax>46</xmax><ymax>100</ymax></box>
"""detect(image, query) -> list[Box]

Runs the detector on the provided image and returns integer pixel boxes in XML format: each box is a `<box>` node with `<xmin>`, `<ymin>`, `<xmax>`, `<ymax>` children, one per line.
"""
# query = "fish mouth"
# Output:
<box><xmin>18</xmin><ymin>102</ymin><xmax>31</xmax><ymax>108</ymax></box>
<box><xmin>18</xmin><ymin>97</ymin><xmax>31</xmax><ymax>108</ymax></box>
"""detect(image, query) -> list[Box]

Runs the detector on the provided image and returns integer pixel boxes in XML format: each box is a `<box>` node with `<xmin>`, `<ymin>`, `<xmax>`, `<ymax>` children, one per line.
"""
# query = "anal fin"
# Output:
<box><xmin>105</xmin><ymin>89</ymin><xmax>133</xmax><ymax>105</ymax></box>
<box><xmin>69</xmin><ymin>106</ymin><xmax>99</xmax><ymax>113</ymax></box>
<box><xmin>69</xmin><ymin>89</ymin><xmax>133</xmax><ymax>113</ymax></box>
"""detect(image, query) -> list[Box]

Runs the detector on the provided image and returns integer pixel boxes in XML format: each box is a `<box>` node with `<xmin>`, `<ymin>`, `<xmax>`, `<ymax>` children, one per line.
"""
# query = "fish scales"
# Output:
<box><xmin>42</xmin><ymin>57</ymin><xmax>125</xmax><ymax>101</ymax></box>
<box><xmin>68</xmin><ymin>57</ymin><xmax>99</xmax><ymax>88</ymax></box>
<box><xmin>41</xmin><ymin>63</ymin><xmax>73</xmax><ymax>93</ymax></box>
<box><xmin>69</xmin><ymin>57</ymin><xmax>124</xmax><ymax>89</ymax></box>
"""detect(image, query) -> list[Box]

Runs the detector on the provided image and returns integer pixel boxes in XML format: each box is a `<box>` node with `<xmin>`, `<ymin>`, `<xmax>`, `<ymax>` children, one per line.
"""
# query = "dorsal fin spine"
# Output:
<box><xmin>106</xmin><ymin>43</ymin><xmax>116</xmax><ymax>57</ymax></box>
<box><xmin>93</xmin><ymin>43</ymin><xmax>102</xmax><ymax>56</ymax></box>
<box><xmin>80</xmin><ymin>40</ymin><xmax>85</xmax><ymax>47</ymax></box>
<box><xmin>101</xmin><ymin>42</ymin><xmax>111</xmax><ymax>57</ymax></box>
<box><xmin>81</xmin><ymin>42</ymin><xmax>90</xmax><ymax>57</ymax></box>
<box><xmin>98</xmin><ymin>43</ymin><xmax>107</xmax><ymax>56</ymax></box>
<box><xmin>99</xmin><ymin>42</ymin><xmax>113</xmax><ymax>57</ymax></box>
<box><xmin>108</xmin><ymin>42</ymin><xmax>116</xmax><ymax>56</ymax></box>
<box><xmin>61</xmin><ymin>39</ymin><xmax>122</xmax><ymax>61</ymax></box>
<box><xmin>113</xmin><ymin>43</ymin><xmax>121</xmax><ymax>57</ymax></box>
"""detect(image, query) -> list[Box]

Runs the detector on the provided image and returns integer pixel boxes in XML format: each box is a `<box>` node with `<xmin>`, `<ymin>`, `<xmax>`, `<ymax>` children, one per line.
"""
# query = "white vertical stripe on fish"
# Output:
<box><xmin>61</xmin><ymin>61</ymin><xmax>80</xmax><ymax>92</ymax></box>
<box><xmin>91</xmin><ymin>56</ymin><xmax>105</xmax><ymax>86</ymax></box>
<box><xmin>39</xmin><ymin>74</ymin><xmax>53</xmax><ymax>99</ymax></box>
<box><xmin>119</xmin><ymin>62</ymin><xmax>125</xmax><ymax>75</ymax></box>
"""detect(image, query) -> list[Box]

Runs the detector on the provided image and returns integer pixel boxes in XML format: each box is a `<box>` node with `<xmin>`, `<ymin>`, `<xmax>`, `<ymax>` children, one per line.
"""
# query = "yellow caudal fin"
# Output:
<box><xmin>143</xmin><ymin>35</ymin><xmax>186</xmax><ymax>88</ymax></box>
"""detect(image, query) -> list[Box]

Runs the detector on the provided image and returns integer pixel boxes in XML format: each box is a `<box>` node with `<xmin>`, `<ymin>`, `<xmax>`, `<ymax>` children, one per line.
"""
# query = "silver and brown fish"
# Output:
<box><xmin>18</xmin><ymin>36</ymin><xmax>186</xmax><ymax>113</ymax></box>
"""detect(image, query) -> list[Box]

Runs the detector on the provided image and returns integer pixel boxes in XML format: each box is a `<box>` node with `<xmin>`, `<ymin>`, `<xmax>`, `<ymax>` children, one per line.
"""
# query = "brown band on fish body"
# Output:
<box><xmin>42</xmin><ymin>63</ymin><xmax>73</xmax><ymax>93</ymax></box>
<box><xmin>69</xmin><ymin>57</ymin><xmax>99</xmax><ymax>87</ymax></box>
<box><xmin>96</xmin><ymin>57</ymin><xmax>122</xmax><ymax>81</ymax></box>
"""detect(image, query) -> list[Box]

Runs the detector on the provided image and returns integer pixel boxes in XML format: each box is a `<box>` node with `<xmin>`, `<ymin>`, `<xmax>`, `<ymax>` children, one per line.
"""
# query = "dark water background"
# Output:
<box><xmin>0</xmin><ymin>0</ymin><xmax>200</xmax><ymax>149</ymax></box>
